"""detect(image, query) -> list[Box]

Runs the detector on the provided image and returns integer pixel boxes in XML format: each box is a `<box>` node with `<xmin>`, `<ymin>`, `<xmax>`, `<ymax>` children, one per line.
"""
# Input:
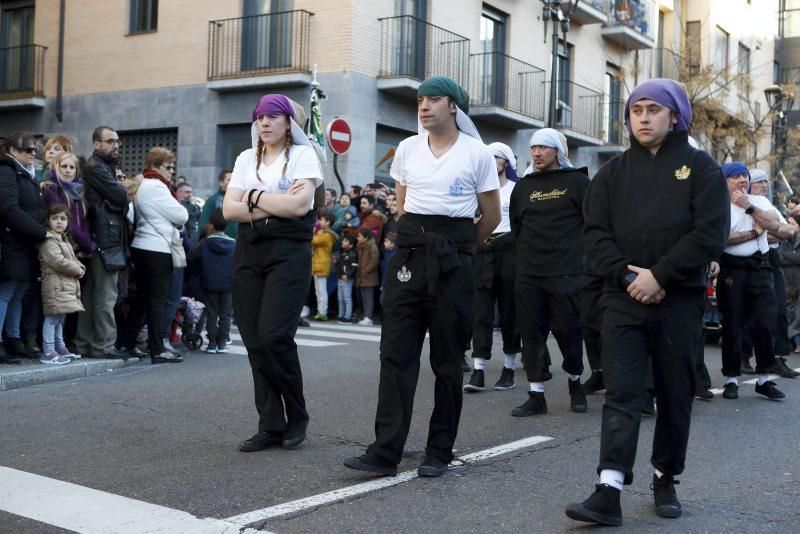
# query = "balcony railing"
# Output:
<box><xmin>207</xmin><ymin>10</ymin><xmax>312</xmax><ymax>81</ymax></box>
<box><xmin>469</xmin><ymin>52</ymin><xmax>546</xmax><ymax>121</ymax></box>
<box><xmin>0</xmin><ymin>44</ymin><xmax>46</xmax><ymax>100</ymax></box>
<box><xmin>604</xmin><ymin>98</ymin><xmax>629</xmax><ymax>147</ymax></box>
<box><xmin>548</xmin><ymin>81</ymin><xmax>604</xmax><ymax>139</ymax></box>
<box><xmin>378</xmin><ymin>15</ymin><xmax>470</xmax><ymax>88</ymax></box>
<box><xmin>603</xmin><ymin>0</ymin><xmax>656</xmax><ymax>49</ymax></box>
<box><xmin>570</xmin><ymin>0</ymin><xmax>610</xmax><ymax>25</ymax></box>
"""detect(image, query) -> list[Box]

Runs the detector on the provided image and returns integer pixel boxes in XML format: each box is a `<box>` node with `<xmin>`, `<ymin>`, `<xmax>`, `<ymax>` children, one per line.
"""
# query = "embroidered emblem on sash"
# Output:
<box><xmin>674</xmin><ymin>165</ymin><xmax>691</xmax><ymax>180</ymax></box>
<box><xmin>278</xmin><ymin>176</ymin><xmax>291</xmax><ymax>191</ymax></box>
<box><xmin>397</xmin><ymin>265</ymin><xmax>412</xmax><ymax>282</ymax></box>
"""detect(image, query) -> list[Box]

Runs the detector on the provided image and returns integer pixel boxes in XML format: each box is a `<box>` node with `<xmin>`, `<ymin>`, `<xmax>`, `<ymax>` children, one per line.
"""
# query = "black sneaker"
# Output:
<box><xmin>298</xmin><ymin>318</ymin><xmax>311</xmax><ymax>328</ymax></box>
<box><xmin>23</xmin><ymin>338</ymin><xmax>43</xmax><ymax>358</ymax></box>
<box><xmin>565</xmin><ymin>484</ymin><xmax>623</xmax><ymax>526</ymax></box>
<box><xmin>722</xmin><ymin>382</ymin><xmax>738</xmax><ymax>399</ymax></box>
<box><xmin>418</xmin><ymin>456</ymin><xmax>448</xmax><ymax>477</ymax></box>
<box><xmin>106</xmin><ymin>347</ymin><xmax>131</xmax><ymax>360</ymax></box>
<box><xmin>642</xmin><ymin>390</ymin><xmax>656</xmax><ymax>417</ymax></box>
<box><xmin>493</xmin><ymin>367</ymin><xmax>516</xmax><ymax>391</ymax></box>
<box><xmin>511</xmin><ymin>391</ymin><xmax>547</xmax><ymax>417</ymax></box>
<box><xmin>11</xmin><ymin>338</ymin><xmax>38</xmax><ymax>359</ymax></box>
<box><xmin>741</xmin><ymin>359</ymin><xmax>756</xmax><ymax>375</ymax></box>
<box><xmin>343</xmin><ymin>452</ymin><xmax>398</xmax><ymax>476</ymax></box>
<box><xmin>238</xmin><ymin>431</ymin><xmax>283</xmax><ymax>452</ymax></box>
<box><xmin>569</xmin><ymin>378</ymin><xmax>588</xmax><ymax>413</ymax></box>
<box><xmin>694</xmin><ymin>388</ymin><xmax>714</xmax><ymax>401</ymax></box>
<box><xmin>651</xmin><ymin>474</ymin><xmax>681</xmax><ymax>518</ymax></box>
<box><xmin>463</xmin><ymin>370</ymin><xmax>485</xmax><ymax>392</ymax></box>
<box><xmin>461</xmin><ymin>355</ymin><xmax>471</xmax><ymax>373</ymax></box>
<box><xmin>582</xmin><ymin>370</ymin><xmax>605</xmax><ymax>394</ymax></box>
<box><xmin>755</xmin><ymin>380</ymin><xmax>785</xmax><ymax>400</ymax></box>
<box><xmin>0</xmin><ymin>346</ymin><xmax>21</xmax><ymax>364</ymax></box>
<box><xmin>282</xmin><ymin>420</ymin><xmax>308</xmax><ymax>447</ymax></box>
<box><xmin>770</xmin><ymin>357</ymin><xmax>800</xmax><ymax>379</ymax></box>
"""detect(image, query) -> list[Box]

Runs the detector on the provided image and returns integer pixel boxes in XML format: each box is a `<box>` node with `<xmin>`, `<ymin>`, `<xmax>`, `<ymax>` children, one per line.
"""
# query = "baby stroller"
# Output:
<box><xmin>702</xmin><ymin>272</ymin><xmax>722</xmax><ymax>345</ymax></box>
<box><xmin>177</xmin><ymin>297</ymin><xmax>206</xmax><ymax>351</ymax></box>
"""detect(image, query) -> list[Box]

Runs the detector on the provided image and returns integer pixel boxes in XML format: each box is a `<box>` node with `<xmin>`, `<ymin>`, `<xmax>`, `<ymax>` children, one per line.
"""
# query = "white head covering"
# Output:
<box><xmin>529</xmin><ymin>128</ymin><xmax>572</xmax><ymax>168</ymax></box>
<box><xmin>417</xmin><ymin>107</ymin><xmax>482</xmax><ymax>142</ymax></box>
<box><xmin>488</xmin><ymin>142</ymin><xmax>516</xmax><ymax>171</ymax></box>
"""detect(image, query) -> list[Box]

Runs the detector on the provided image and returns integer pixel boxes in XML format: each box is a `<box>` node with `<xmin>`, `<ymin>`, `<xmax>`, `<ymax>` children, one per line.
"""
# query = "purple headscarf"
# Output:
<box><xmin>252</xmin><ymin>94</ymin><xmax>296</xmax><ymax>122</ymax></box>
<box><xmin>624</xmin><ymin>78</ymin><xmax>692</xmax><ymax>135</ymax></box>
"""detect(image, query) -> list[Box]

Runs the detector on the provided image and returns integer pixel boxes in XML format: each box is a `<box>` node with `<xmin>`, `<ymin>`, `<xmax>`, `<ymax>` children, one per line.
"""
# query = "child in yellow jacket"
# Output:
<box><xmin>311</xmin><ymin>211</ymin><xmax>337</xmax><ymax>320</ymax></box>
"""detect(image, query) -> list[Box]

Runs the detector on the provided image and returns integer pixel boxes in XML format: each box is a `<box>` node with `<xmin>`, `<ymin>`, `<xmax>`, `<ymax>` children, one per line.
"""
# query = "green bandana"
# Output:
<box><xmin>417</xmin><ymin>76</ymin><xmax>470</xmax><ymax>113</ymax></box>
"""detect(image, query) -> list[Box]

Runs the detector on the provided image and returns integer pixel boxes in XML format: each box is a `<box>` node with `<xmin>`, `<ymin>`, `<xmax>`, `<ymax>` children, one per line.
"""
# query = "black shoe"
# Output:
<box><xmin>343</xmin><ymin>452</ymin><xmax>398</xmax><ymax>476</ymax></box>
<box><xmin>694</xmin><ymin>388</ymin><xmax>714</xmax><ymax>401</ymax></box>
<box><xmin>569</xmin><ymin>378</ymin><xmax>587</xmax><ymax>413</ymax></box>
<box><xmin>106</xmin><ymin>347</ymin><xmax>131</xmax><ymax>360</ymax></box>
<box><xmin>565</xmin><ymin>484</ymin><xmax>623</xmax><ymax>526</ymax></box>
<box><xmin>651</xmin><ymin>474</ymin><xmax>682</xmax><ymax>518</ymax></box>
<box><xmin>770</xmin><ymin>357</ymin><xmax>800</xmax><ymax>379</ymax></box>
<box><xmin>463</xmin><ymin>369</ymin><xmax>485</xmax><ymax>392</ymax></box>
<box><xmin>722</xmin><ymin>382</ymin><xmax>738</xmax><ymax>399</ymax></box>
<box><xmin>461</xmin><ymin>355</ymin><xmax>471</xmax><ymax>373</ymax></box>
<box><xmin>511</xmin><ymin>391</ymin><xmax>547</xmax><ymax>417</ymax></box>
<box><xmin>582</xmin><ymin>370</ymin><xmax>605</xmax><ymax>394</ymax></box>
<box><xmin>12</xmin><ymin>338</ymin><xmax>38</xmax><ymax>359</ymax></box>
<box><xmin>23</xmin><ymin>338</ymin><xmax>43</xmax><ymax>358</ymax></box>
<box><xmin>238</xmin><ymin>431</ymin><xmax>283</xmax><ymax>452</ymax></box>
<box><xmin>642</xmin><ymin>391</ymin><xmax>656</xmax><ymax>417</ymax></box>
<box><xmin>282</xmin><ymin>420</ymin><xmax>308</xmax><ymax>447</ymax></box>
<box><xmin>755</xmin><ymin>380</ymin><xmax>785</xmax><ymax>400</ymax></box>
<box><xmin>0</xmin><ymin>348</ymin><xmax>21</xmax><ymax>364</ymax></box>
<box><xmin>418</xmin><ymin>456</ymin><xmax>448</xmax><ymax>477</ymax></box>
<box><xmin>298</xmin><ymin>318</ymin><xmax>311</xmax><ymax>328</ymax></box>
<box><xmin>741</xmin><ymin>359</ymin><xmax>756</xmax><ymax>375</ymax></box>
<box><xmin>493</xmin><ymin>367</ymin><xmax>516</xmax><ymax>391</ymax></box>
<box><xmin>151</xmin><ymin>351</ymin><xmax>183</xmax><ymax>364</ymax></box>
<box><xmin>128</xmin><ymin>347</ymin><xmax>147</xmax><ymax>358</ymax></box>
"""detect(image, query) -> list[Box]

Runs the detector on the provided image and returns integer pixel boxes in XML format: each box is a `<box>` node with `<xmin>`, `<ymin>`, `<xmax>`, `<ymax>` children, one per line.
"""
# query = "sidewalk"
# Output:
<box><xmin>0</xmin><ymin>357</ymin><xmax>141</xmax><ymax>392</ymax></box>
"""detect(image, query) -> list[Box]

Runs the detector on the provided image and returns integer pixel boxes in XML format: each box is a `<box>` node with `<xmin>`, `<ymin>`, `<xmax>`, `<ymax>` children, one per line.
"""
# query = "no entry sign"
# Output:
<box><xmin>326</xmin><ymin>118</ymin><xmax>352</xmax><ymax>155</ymax></box>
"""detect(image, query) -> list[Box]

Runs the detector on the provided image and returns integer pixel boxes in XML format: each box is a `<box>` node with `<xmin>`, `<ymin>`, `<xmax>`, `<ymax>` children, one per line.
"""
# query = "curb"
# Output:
<box><xmin>0</xmin><ymin>358</ymin><xmax>142</xmax><ymax>392</ymax></box>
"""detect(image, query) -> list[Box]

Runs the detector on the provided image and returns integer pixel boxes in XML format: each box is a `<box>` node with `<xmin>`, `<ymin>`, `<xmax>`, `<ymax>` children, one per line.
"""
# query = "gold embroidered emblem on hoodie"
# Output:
<box><xmin>674</xmin><ymin>165</ymin><xmax>691</xmax><ymax>181</ymax></box>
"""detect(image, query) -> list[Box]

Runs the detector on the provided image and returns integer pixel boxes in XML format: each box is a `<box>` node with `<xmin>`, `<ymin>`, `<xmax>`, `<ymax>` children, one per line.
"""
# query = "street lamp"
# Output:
<box><xmin>764</xmin><ymin>84</ymin><xmax>795</xmax><ymax>181</ymax></box>
<box><xmin>542</xmin><ymin>0</ymin><xmax>571</xmax><ymax>128</ymax></box>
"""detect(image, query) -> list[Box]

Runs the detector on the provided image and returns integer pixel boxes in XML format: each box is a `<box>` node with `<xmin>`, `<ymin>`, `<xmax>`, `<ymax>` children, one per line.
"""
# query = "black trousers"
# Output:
<box><xmin>717</xmin><ymin>259</ymin><xmax>776</xmax><ymax>376</ymax></box>
<box><xmin>516</xmin><ymin>274</ymin><xmax>584</xmax><ymax>383</ymax></box>
<box><xmin>598</xmin><ymin>291</ymin><xmax>703</xmax><ymax>485</ymax></box>
<box><xmin>580</xmin><ymin>274</ymin><xmax>604</xmax><ymax>371</ymax></box>
<box><xmin>121</xmin><ymin>248</ymin><xmax>173</xmax><ymax>357</ymax></box>
<box><xmin>472</xmin><ymin>245</ymin><xmax>520</xmax><ymax>359</ymax></box>
<box><xmin>741</xmin><ymin>249</ymin><xmax>790</xmax><ymax>359</ymax></box>
<box><xmin>367</xmin><ymin>246</ymin><xmax>474</xmax><ymax>465</ymax></box>
<box><xmin>232</xmin><ymin>237</ymin><xmax>311</xmax><ymax>433</ymax></box>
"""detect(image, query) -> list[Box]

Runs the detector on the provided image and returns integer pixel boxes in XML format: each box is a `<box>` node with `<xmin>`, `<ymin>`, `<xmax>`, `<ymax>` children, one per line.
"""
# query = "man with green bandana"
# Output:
<box><xmin>344</xmin><ymin>76</ymin><xmax>501</xmax><ymax>478</ymax></box>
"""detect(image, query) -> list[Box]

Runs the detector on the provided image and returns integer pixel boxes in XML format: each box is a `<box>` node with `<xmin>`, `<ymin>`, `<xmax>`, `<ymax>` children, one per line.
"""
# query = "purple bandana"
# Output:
<box><xmin>625</xmin><ymin>78</ymin><xmax>692</xmax><ymax>135</ymax></box>
<box><xmin>252</xmin><ymin>94</ymin><xmax>296</xmax><ymax>122</ymax></box>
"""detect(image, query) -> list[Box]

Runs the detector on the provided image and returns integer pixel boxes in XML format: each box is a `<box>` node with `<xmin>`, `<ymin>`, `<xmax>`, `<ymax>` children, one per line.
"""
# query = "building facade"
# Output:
<box><xmin>0</xmin><ymin>0</ymin><xmax>781</xmax><ymax>195</ymax></box>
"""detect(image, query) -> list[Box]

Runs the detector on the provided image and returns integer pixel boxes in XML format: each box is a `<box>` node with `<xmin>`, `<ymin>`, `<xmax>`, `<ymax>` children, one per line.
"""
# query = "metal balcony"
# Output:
<box><xmin>602</xmin><ymin>0</ymin><xmax>656</xmax><ymax>50</ymax></box>
<box><xmin>207</xmin><ymin>10</ymin><xmax>313</xmax><ymax>91</ymax></box>
<box><xmin>569</xmin><ymin>0</ymin><xmax>609</xmax><ymax>25</ymax></box>
<box><xmin>0</xmin><ymin>44</ymin><xmax>47</xmax><ymax>109</ymax></box>
<box><xmin>547</xmin><ymin>81</ymin><xmax>605</xmax><ymax>145</ymax></box>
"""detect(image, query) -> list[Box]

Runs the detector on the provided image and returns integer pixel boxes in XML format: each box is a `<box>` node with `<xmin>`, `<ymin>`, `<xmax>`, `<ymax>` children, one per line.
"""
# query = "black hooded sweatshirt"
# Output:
<box><xmin>510</xmin><ymin>166</ymin><xmax>590</xmax><ymax>277</ymax></box>
<box><xmin>583</xmin><ymin>130</ymin><xmax>730</xmax><ymax>294</ymax></box>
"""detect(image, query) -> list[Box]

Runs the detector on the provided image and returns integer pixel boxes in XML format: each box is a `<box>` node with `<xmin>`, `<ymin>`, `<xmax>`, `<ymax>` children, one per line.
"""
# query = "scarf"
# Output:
<box><xmin>46</xmin><ymin>167</ymin><xmax>84</xmax><ymax>201</ymax></box>
<box><xmin>143</xmin><ymin>168</ymin><xmax>178</xmax><ymax>200</ymax></box>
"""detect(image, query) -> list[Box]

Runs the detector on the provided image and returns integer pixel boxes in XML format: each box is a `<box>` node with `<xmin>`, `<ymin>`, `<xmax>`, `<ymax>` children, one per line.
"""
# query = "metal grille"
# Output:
<box><xmin>117</xmin><ymin>128</ymin><xmax>178</xmax><ymax>176</ymax></box>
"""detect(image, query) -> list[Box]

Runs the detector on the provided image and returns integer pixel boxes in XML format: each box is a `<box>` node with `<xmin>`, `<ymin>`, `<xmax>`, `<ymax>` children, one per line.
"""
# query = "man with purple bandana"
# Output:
<box><xmin>565</xmin><ymin>79</ymin><xmax>729</xmax><ymax>525</ymax></box>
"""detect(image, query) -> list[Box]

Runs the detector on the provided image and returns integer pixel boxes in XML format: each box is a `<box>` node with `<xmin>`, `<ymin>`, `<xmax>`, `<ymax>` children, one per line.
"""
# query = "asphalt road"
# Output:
<box><xmin>1</xmin><ymin>322</ymin><xmax>799</xmax><ymax>533</ymax></box>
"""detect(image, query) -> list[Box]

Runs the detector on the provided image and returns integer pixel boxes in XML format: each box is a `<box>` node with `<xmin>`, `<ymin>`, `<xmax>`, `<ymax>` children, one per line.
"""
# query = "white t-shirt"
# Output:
<box><xmin>230</xmin><ymin>144</ymin><xmax>323</xmax><ymax>212</ymax></box>
<box><xmin>391</xmin><ymin>132</ymin><xmax>499</xmax><ymax>218</ymax></box>
<box><xmin>725</xmin><ymin>194</ymin><xmax>776</xmax><ymax>256</ymax></box>
<box><xmin>493</xmin><ymin>179</ymin><xmax>515</xmax><ymax>234</ymax></box>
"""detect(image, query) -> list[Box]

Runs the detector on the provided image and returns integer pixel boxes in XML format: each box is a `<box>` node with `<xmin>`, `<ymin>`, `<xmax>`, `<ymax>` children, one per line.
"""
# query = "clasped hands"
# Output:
<box><xmin>626</xmin><ymin>265</ymin><xmax>665</xmax><ymax>305</ymax></box>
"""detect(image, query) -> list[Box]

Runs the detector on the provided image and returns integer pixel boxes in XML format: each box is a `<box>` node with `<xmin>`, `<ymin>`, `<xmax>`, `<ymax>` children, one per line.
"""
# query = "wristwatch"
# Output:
<box><xmin>745</xmin><ymin>204</ymin><xmax>755</xmax><ymax>215</ymax></box>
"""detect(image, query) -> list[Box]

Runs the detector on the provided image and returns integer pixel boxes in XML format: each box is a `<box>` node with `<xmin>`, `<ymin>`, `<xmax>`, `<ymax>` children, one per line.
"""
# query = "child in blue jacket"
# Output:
<box><xmin>197</xmin><ymin>209</ymin><xmax>236</xmax><ymax>353</ymax></box>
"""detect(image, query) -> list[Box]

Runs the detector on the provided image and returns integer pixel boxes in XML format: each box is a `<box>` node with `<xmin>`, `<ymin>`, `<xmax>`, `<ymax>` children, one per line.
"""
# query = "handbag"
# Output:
<box><xmin>97</xmin><ymin>246</ymin><xmax>127</xmax><ymax>272</ymax></box>
<box><xmin>137</xmin><ymin>204</ymin><xmax>187</xmax><ymax>269</ymax></box>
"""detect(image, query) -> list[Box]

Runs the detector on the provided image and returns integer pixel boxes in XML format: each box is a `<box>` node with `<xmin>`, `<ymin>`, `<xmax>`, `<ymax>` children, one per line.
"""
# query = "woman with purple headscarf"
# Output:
<box><xmin>566</xmin><ymin>78</ymin><xmax>730</xmax><ymax>526</ymax></box>
<box><xmin>222</xmin><ymin>93</ymin><xmax>323</xmax><ymax>452</ymax></box>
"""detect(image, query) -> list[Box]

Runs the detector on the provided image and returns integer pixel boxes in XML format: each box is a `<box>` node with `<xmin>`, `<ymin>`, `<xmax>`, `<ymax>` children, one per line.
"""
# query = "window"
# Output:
<box><xmin>556</xmin><ymin>41</ymin><xmax>573</xmax><ymax>127</ymax></box>
<box><xmin>117</xmin><ymin>128</ymin><xmax>178</xmax><ymax>176</ymax></box>
<box><xmin>129</xmin><ymin>0</ymin><xmax>158</xmax><ymax>34</ymax></box>
<box><xmin>738</xmin><ymin>44</ymin><xmax>750</xmax><ymax>76</ymax></box>
<box><xmin>476</xmin><ymin>6</ymin><xmax>507</xmax><ymax>106</ymax></box>
<box><xmin>781</xmin><ymin>0</ymin><xmax>800</xmax><ymax>37</ymax></box>
<box><xmin>685</xmin><ymin>20</ymin><xmax>701</xmax><ymax>73</ymax></box>
<box><xmin>713</xmin><ymin>26</ymin><xmax>729</xmax><ymax>74</ymax></box>
<box><xmin>0</xmin><ymin>2</ymin><xmax>35</xmax><ymax>94</ymax></box>
<box><xmin>391</xmin><ymin>0</ymin><xmax>427</xmax><ymax>79</ymax></box>
<box><xmin>604</xmin><ymin>65</ymin><xmax>622</xmax><ymax>145</ymax></box>
<box><xmin>242</xmin><ymin>0</ymin><xmax>295</xmax><ymax>71</ymax></box>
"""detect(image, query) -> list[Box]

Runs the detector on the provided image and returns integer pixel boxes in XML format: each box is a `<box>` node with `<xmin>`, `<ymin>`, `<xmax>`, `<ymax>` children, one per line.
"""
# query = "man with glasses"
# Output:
<box><xmin>74</xmin><ymin>126</ymin><xmax>132</xmax><ymax>359</ymax></box>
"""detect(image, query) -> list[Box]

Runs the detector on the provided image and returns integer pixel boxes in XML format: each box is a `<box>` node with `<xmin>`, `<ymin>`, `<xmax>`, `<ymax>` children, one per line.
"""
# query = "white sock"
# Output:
<box><xmin>724</xmin><ymin>376</ymin><xmax>738</xmax><ymax>385</ymax></box>
<box><xmin>568</xmin><ymin>374</ymin><xmax>581</xmax><ymax>382</ymax></box>
<box><xmin>756</xmin><ymin>374</ymin><xmax>769</xmax><ymax>385</ymax></box>
<box><xmin>473</xmin><ymin>357</ymin><xmax>486</xmax><ymax>371</ymax></box>
<box><xmin>504</xmin><ymin>354</ymin><xmax>516</xmax><ymax>370</ymax></box>
<box><xmin>654</xmin><ymin>468</ymin><xmax>664</xmax><ymax>479</ymax></box>
<box><xmin>599</xmin><ymin>469</ymin><xmax>624</xmax><ymax>490</ymax></box>
<box><xmin>529</xmin><ymin>382</ymin><xmax>544</xmax><ymax>392</ymax></box>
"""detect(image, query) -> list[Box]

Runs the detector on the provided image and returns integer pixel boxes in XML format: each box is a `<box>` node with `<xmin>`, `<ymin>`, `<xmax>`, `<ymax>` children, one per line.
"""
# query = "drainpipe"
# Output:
<box><xmin>55</xmin><ymin>0</ymin><xmax>65</xmax><ymax>122</ymax></box>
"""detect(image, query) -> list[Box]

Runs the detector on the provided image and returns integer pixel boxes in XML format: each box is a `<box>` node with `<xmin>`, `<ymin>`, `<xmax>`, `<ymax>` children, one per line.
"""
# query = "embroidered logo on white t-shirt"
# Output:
<box><xmin>449</xmin><ymin>180</ymin><xmax>463</xmax><ymax>197</ymax></box>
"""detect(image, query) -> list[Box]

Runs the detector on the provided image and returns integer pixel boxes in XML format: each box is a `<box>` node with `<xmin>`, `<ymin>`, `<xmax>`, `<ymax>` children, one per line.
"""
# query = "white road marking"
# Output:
<box><xmin>709</xmin><ymin>367</ymin><xmax>799</xmax><ymax>395</ymax></box>
<box><xmin>0</xmin><ymin>466</ymin><xmax>269</xmax><ymax>534</ymax></box>
<box><xmin>227</xmin><ymin>332</ymin><xmax>349</xmax><ymax>346</ymax></box>
<box><xmin>289</xmin><ymin>329</ymin><xmax>382</xmax><ymax>342</ymax></box>
<box><xmin>304</xmin><ymin>323</ymin><xmax>383</xmax><ymax>334</ymax></box>
<box><xmin>223</xmin><ymin>435</ymin><xmax>553</xmax><ymax>526</ymax></box>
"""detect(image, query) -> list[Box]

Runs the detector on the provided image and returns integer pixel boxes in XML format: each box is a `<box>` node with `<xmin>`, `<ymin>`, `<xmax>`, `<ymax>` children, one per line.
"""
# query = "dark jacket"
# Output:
<box><xmin>197</xmin><ymin>233</ymin><xmax>235</xmax><ymax>293</ymax></box>
<box><xmin>583</xmin><ymin>131</ymin><xmax>730</xmax><ymax>294</ymax></box>
<box><xmin>0</xmin><ymin>156</ymin><xmax>48</xmax><ymax>281</ymax></box>
<box><xmin>380</xmin><ymin>247</ymin><xmax>398</xmax><ymax>287</ymax></box>
<box><xmin>337</xmin><ymin>247</ymin><xmax>358</xmax><ymax>279</ymax></box>
<box><xmin>779</xmin><ymin>239</ymin><xmax>800</xmax><ymax>302</ymax></box>
<box><xmin>83</xmin><ymin>151</ymin><xmax>129</xmax><ymax>251</ymax></box>
<box><xmin>510</xmin><ymin>166</ymin><xmax>590</xmax><ymax>277</ymax></box>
